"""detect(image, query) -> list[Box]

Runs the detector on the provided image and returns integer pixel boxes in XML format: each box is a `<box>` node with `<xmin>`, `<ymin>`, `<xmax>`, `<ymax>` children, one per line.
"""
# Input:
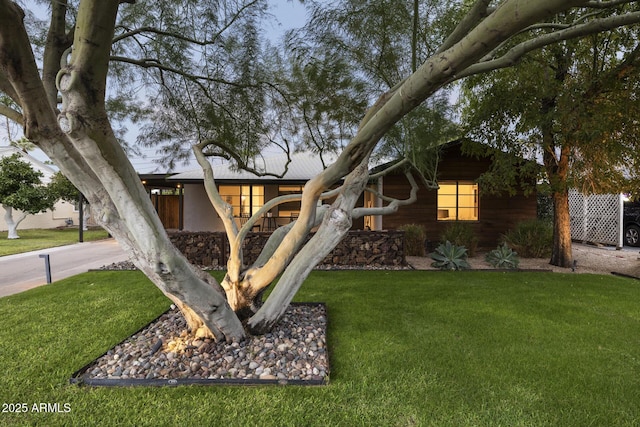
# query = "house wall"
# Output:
<box><xmin>381</xmin><ymin>145</ymin><xmax>537</xmax><ymax>249</ymax></box>
<box><xmin>0</xmin><ymin>199</ymin><xmax>80</xmax><ymax>232</ymax></box>
<box><xmin>182</xmin><ymin>184</ymin><xmax>222</xmax><ymax>231</ymax></box>
<box><xmin>182</xmin><ymin>182</ymin><xmax>365</xmax><ymax>232</ymax></box>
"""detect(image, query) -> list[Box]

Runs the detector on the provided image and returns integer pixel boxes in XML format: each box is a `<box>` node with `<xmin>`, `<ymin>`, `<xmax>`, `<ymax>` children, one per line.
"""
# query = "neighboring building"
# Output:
<box><xmin>159</xmin><ymin>144</ymin><xmax>537</xmax><ymax>249</ymax></box>
<box><xmin>0</xmin><ymin>146</ymin><xmax>81</xmax><ymax>232</ymax></box>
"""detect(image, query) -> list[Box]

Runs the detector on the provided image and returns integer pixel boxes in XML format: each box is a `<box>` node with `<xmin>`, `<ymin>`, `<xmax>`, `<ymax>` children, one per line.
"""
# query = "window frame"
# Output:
<box><xmin>436</xmin><ymin>180</ymin><xmax>479</xmax><ymax>221</ymax></box>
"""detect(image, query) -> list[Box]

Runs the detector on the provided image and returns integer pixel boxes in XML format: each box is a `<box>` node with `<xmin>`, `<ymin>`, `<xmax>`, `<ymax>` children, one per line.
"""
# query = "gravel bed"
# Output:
<box><xmin>78</xmin><ymin>304</ymin><xmax>329</xmax><ymax>384</ymax></box>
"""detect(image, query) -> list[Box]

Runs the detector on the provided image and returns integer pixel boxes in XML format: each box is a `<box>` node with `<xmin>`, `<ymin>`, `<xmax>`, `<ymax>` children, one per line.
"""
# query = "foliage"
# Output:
<box><xmin>485</xmin><ymin>244</ymin><xmax>520</xmax><ymax>269</ymax></box>
<box><xmin>537</xmin><ymin>191</ymin><xmax>554</xmax><ymax>221</ymax></box>
<box><xmin>503</xmin><ymin>219</ymin><xmax>553</xmax><ymax>258</ymax></box>
<box><xmin>48</xmin><ymin>171</ymin><xmax>81</xmax><ymax>203</ymax></box>
<box><xmin>0</xmin><ymin>153</ymin><xmax>55</xmax><ymax>214</ymax></box>
<box><xmin>440</xmin><ymin>222</ymin><xmax>478</xmax><ymax>256</ymax></box>
<box><xmin>461</xmin><ymin>18</ymin><xmax>640</xmax><ymax>265</ymax></box>
<box><xmin>292</xmin><ymin>0</ymin><xmax>460</xmax><ymax>178</ymax></box>
<box><xmin>399</xmin><ymin>223</ymin><xmax>426</xmax><ymax>256</ymax></box>
<box><xmin>430</xmin><ymin>240</ymin><xmax>470</xmax><ymax>270</ymax></box>
<box><xmin>3</xmin><ymin>270</ymin><xmax>640</xmax><ymax>426</ymax></box>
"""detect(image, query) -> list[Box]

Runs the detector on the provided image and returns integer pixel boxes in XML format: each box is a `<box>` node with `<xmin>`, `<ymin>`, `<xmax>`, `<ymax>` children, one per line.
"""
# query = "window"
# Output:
<box><xmin>277</xmin><ymin>185</ymin><xmax>304</xmax><ymax>217</ymax></box>
<box><xmin>437</xmin><ymin>181</ymin><xmax>478</xmax><ymax>221</ymax></box>
<box><xmin>219</xmin><ymin>185</ymin><xmax>264</xmax><ymax>217</ymax></box>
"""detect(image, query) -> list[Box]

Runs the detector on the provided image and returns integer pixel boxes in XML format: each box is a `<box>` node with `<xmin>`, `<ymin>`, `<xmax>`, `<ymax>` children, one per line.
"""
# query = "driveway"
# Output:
<box><xmin>0</xmin><ymin>238</ymin><xmax>129</xmax><ymax>298</ymax></box>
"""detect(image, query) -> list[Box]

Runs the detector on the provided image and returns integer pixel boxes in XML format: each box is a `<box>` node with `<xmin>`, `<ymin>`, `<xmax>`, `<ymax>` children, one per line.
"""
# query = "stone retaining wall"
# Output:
<box><xmin>169</xmin><ymin>231</ymin><xmax>405</xmax><ymax>268</ymax></box>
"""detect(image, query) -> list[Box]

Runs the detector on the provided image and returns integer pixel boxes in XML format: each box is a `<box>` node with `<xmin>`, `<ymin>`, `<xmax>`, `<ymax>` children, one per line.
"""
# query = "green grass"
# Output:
<box><xmin>0</xmin><ymin>228</ymin><xmax>110</xmax><ymax>256</ymax></box>
<box><xmin>1</xmin><ymin>270</ymin><xmax>639</xmax><ymax>426</ymax></box>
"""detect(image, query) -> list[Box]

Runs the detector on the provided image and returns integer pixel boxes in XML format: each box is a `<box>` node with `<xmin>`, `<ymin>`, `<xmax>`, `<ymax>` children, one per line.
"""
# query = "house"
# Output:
<box><xmin>371</xmin><ymin>141</ymin><xmax>537</xmax><ymax>248</ymax></box>
<box><xmin>0</xmin><ymin>146</ymin><xmax>81</xmax><ymax>231</ymax></box>
<box><xmin>159</xmin><ymin>143</ymin><xmax>537</xmax><ymax>249</ymax></box>
<box><xmin>163</xmin><ymin>151</ymin><xmax>365</xmax><ymax>232</ymax></box>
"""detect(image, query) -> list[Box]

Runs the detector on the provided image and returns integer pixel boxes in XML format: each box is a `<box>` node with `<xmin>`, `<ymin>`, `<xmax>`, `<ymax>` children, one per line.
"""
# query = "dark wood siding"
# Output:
<box><xmin>152</xmin><ymin>194</ymin><xmax>180</xmax><ymax>229</ymax></box>
<box><xmin>381</xmin><ymin>144</ymin><xmax>537</xmax><ymax>249</ymax></box>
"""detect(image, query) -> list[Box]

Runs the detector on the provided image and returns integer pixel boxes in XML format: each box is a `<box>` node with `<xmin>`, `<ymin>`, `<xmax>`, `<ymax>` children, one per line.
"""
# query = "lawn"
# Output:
<box><xmin>0</xmin><ymin>270</ymin><xmax>639</xmax><ymax>426</ymax></box>
<box><xmin>0</xmin><ymin>228</ymin><xmax>110</xmax><ymax>256</ymax></box>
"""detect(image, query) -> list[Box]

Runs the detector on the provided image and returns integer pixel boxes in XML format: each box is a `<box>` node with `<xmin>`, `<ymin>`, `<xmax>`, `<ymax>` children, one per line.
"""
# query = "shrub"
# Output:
<box><xmin>485</xmin><ymin>244</ymin><xmax>520</xmax><ymax>269</ymax></box>
<box><xmin>399</xmin><ymin>224</ymin><xmax>426</xmax><ymax>256</ymax></box>
<box><xmin>502</xmin><ymin>219</ymin><xmax>553</xmax><ymax>258</ymax></box>
<box><xmin>440</xmin><ymin>222</ymin><xmax>478</xmax><ymax>256</ymax></box>
<box><xmin>430</xmin><ymin>241</ymin><xmax>470</xmax><ymax>270</ymax></box>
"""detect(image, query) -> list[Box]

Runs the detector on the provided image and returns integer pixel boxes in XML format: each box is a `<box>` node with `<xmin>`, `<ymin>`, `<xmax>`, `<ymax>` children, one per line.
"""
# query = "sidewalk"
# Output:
<box><xmin>0</xmin><ymin>238</ymin><xmax>129</xmax><ymax>298</ymax></box>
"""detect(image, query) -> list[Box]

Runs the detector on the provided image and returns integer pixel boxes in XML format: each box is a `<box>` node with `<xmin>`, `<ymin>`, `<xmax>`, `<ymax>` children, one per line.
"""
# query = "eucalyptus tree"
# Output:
<box><xmin>2</xmin><ymin>0</ymin><xmax>640</xmax><ymax>341</ymax></box>
<box><xmin>461</xmin><ymin>11</ymin><xmax>640</xmax><ymax>267</ymax></box>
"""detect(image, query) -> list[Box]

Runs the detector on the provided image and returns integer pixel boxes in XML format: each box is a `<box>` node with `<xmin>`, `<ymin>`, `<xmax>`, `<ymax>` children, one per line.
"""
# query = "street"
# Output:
<box><xmin>0</xmin><ymin>239</ymin><xmax>129</xmax><ymax>298</ymax></box>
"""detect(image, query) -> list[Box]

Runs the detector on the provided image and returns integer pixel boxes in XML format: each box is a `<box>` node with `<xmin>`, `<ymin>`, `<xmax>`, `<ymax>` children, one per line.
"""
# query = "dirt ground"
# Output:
<box><xmin>407</xmin><ymin>242</ymin><xmax>640</xmax><ymax>278</ymax></box>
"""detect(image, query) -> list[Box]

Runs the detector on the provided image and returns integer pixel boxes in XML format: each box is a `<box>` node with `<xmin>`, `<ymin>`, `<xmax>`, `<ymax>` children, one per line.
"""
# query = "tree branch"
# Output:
<box><xmin>109</xmin><ymin>56</ymin><xmax>248</xmax><ymax>88</ymax></box>
<box><xmin>113</xmin><ymin>0</ymin><xmax>262</xmax><ymax>45</ymax></box>
<box><xmin>456</xmin><ymin>11</ymin><xmax>640</xmax><ymax>79</ymax></box>
<box><xmin>353</xmin><ymin>171</ymin><xmax>419</xmax><ymax>219</ymax></box>
<box><xmin>438</xmin><ymin>0</ymin><xmax>495</xmax><ymax>54</ymax></box>
<box><xmin>586</xmin><ymin>0</ymin><xmax>637</xmax><ymax>8</ymax></box>
<box><xmin>0</xmin><ymin>103</ymin><xmax>23</xmax><ymax>126</ymax></box>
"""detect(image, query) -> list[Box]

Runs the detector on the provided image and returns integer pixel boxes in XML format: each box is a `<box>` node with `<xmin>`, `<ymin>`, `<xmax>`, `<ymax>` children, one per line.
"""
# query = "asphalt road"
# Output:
<box><xmin>0</xmin><ymin>239</ymin><xmax>129</xmax><ymax>298</ymax></box>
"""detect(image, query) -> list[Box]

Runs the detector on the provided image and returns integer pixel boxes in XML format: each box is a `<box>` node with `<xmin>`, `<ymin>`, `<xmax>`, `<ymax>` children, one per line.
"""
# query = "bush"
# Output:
<box><xmin>502</xmin><ymin>219</ymin><xmax>553</xmax><ymax>258</ymax></box>
<box><xmin>430</xmin><ymin>241</ymin><xmax>470</xmax><ymax>270</ymax></box>
<box><xmin>440</xmin><ymin>222</ymin><xmax>478</xmax><ymax>256</ymax></box>
<box><xmin>399</xmin><ymin>224</ymin><xmax>426</xmax><ymax>256</ymax></box>
<box><xmin>485</xmin><ymin>244</ymin><xmax>520</xmax><ymax>269</ymax></box>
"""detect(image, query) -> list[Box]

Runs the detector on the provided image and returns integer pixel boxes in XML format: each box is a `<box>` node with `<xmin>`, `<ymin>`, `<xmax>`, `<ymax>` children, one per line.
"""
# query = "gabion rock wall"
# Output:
<box><xmin>169</xmin><ymin>230</ymin><xmax>406</xmax><ymax>268</ymax></box>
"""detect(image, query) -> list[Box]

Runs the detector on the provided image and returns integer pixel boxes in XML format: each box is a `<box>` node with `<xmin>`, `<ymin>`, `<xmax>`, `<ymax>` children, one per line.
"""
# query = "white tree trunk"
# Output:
<box><xmin>82</xmin><ymin>202</ymin><xmax>90</xmax><ymax>231</ymax></box>
<box><xmin>0</xmin><ymin>0</ymin><xmax>245</xmax><ymax>342</ymax></box>
<box><xmin>3</xmin><ymin>205</ymin><xmax>27</xmax><ymax>239</ymax></box>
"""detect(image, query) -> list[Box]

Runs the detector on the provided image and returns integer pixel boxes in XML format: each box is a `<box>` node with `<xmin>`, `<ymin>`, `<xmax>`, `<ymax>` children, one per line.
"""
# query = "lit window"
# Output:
<box><xmin>219</xmin><ymin>185</ymin><xmax>264</xmax><ymax>217</ymax></box>
<box><xmin>437</xmin><ymin>181</ymin><xmax>478</xmax><ymax>221</ymax></box>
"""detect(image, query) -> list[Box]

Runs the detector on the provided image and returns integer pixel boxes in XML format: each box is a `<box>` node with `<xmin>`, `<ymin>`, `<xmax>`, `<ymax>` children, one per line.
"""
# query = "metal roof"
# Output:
<box><xmin>169</xmin><ymin>151</ymin><xmax>339</xmax><ymax>183</ymax></box>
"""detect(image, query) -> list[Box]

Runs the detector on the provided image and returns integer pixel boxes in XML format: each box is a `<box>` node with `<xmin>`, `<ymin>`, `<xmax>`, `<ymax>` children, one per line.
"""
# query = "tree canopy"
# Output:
<box><xmin>461</xmin><ymin>13</ymin><xmax>640</xmax><ymax>265</ymax></box>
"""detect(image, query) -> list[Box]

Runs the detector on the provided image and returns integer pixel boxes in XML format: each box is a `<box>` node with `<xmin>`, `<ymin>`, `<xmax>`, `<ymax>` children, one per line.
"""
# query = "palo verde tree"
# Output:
<box><xmin>0</xmin><ymin>153</ymin><xmax>56</xmax><ymax>239</ymax></box>
<box><xmin>289</xmin><ymin>0</ymin><xmax>462</xmax><ymax>183</ymax></box>
<box><xmin>461</xmin><ymin>12</ymin><xmax>640</xmax><ymax>267</ymax></box>
<box><xmin>2</xmin><ymin>0</ymin><xmax>640</xmax><ymax>341</ymax></box>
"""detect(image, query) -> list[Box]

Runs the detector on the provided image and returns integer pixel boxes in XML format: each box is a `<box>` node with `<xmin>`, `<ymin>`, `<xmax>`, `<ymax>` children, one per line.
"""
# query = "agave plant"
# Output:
<box><xmin>485</xmin><ymin>244</ymin><xmax>520</xmax><ymax>269</ymax></box>
<box><xmin>430</xmin><ymin>241</ymin><xmax>470</xmax><ymax>270</ymax></box>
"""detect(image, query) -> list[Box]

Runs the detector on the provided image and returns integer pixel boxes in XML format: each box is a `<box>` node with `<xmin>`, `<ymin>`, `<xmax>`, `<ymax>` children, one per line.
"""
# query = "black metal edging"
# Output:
<box><xmin>611</xmin><ymin>271</ymin><xmax>640</xmax><ymax>281</ymax></box>
<box><xmin>70</xmin><ymin>302</ymin><xmax>329</xmax><ymax>388</ymax></box>
<box><xmin>70</xmin><ymin>376</ymin><xmax>327</xmax><ymax>387</ymax></box>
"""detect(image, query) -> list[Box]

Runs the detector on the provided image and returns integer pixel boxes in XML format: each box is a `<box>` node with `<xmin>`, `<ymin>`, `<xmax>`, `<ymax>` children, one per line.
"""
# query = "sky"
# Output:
<box><xmin>128</xmin><ymin>1</ymin><xmax>308</xmax><ymax>174</ymax></box>
<box><xmin>1</xmin><ymin>1</ymin><xmax>308</xmax><ymax>174</ymax></box>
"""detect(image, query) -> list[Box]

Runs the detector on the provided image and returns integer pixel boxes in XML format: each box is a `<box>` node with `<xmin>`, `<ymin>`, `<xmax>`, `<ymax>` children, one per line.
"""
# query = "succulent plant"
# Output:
<box><xmin>485</xmin><ymin>244</ymin><xmax>520</xmax><ymax>269</ymax></box>
<box><xmin>430</xmin><ymin>241</ymin><xmax>470</xmax><ymax>270</ymax></box>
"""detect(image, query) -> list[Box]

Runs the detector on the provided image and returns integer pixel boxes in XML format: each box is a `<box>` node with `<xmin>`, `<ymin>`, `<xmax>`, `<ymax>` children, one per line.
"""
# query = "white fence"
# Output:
<box><xmin>568</xmin><ymin>189</ymin><xmax>623</xmax><ymax>247</ymax></box>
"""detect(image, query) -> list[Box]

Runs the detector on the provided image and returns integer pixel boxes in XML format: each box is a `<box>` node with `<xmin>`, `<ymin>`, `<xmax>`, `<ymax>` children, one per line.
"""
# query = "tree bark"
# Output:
<box><xmin>550</xmin><ymin>189</ymin><xmax>573</xmax><ymax>267</ymax></box>
<box><xmin>0</xmin><ymin>0</ymin><xmax>245</xmax><ymax>341</ymax></box>
<box><xmin>2</xmin><ymin>205</ymin><xmax>26</xmax><ymax>239</ymax></box>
